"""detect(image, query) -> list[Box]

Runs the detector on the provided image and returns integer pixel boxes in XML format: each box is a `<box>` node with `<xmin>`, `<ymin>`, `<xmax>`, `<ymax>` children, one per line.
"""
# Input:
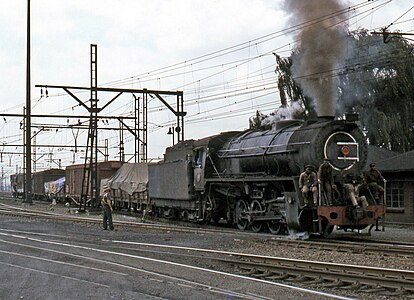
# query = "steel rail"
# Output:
<box><xmin>1</xmin><ymin>200</ymin><xmax>414</xmax><ymax>257</ymax></box>
<box><xmin>226</xmin><ymin>254</ymin><xmax>414</xmax><ymax>292</ymax></box>
<box><xmin>97</xmin><ymin>240</ymin><xmax>414</xmax><ymax>295</ymax></box>
<box><xmin>1</xmin><ymin>204</ymin><xmax>414</xmax><ymax>294</ymax></box>
<box><xmin>0</xmin><ymin>230</ymin><xmax>345</xmax><ymax>300</ymax></box>
<box><xmin>0</xmin><ymin>205</ymin><xmax>264</xmax><ymax>237</ymax></box>
<box><xmin>275</xmin><ymin>239</ymin><xmax>414</xmax><ymax>257</ymax></box>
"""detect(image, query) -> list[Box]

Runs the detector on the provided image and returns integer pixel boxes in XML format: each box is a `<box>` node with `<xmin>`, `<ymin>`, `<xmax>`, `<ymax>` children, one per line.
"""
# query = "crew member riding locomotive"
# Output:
<box><xmin>364</xmin><ymin>162</ymin><xmax>385</xmax><ymax>202</ymax></box>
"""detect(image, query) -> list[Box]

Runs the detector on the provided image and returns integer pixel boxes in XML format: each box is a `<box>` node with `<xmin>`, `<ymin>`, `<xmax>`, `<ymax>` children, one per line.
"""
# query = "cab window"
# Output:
<box><xmin>195</xmin><ymin>149</ymin><xmax>203</xmax><ymax>167</ymax></box>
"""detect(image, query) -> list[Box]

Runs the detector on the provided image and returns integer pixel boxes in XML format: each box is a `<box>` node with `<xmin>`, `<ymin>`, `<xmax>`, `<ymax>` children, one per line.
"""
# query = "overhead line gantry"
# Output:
<box><xmin>35</xmin><ymin>44</ymin><xmax>186</xmax><ymax>212</ymax></box>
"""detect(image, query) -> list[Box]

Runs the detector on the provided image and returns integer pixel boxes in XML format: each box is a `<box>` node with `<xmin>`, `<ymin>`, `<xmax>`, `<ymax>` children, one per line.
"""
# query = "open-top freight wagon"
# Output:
<box><xmin>32</xmin><ymin>169</ymin><xmax>66</xmax><ymax>200</ymax></box>
<box><xmin>65</xmin><ymin>161</ymin><xmax>123</xmax><ymax>206</ymax></box>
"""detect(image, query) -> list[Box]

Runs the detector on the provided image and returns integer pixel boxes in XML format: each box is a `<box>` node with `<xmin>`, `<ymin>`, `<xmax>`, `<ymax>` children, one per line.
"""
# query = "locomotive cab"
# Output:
<box><xmin>194</xmin><ymin>148</ymin><xmax>207</xmax><ymax>191</ymax></box>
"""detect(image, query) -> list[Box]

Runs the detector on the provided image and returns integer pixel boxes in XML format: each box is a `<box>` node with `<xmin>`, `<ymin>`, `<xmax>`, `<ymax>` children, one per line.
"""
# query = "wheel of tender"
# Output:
<box><xmin>250</xmin><ymin>200</ymin><xmax>263</xmax><ymax>233</ymax></box>
<box><xmin>235</xmin><ymin>200</ymin><xmax>248</xmax><ymax>230</ymax></box>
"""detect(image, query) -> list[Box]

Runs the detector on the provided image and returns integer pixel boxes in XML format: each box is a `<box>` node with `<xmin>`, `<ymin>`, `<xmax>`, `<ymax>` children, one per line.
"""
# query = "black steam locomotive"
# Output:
<box><xmin>149</xmin><ymin>114</ymin><xmax>385</xmax><ymax>236</ymax></box>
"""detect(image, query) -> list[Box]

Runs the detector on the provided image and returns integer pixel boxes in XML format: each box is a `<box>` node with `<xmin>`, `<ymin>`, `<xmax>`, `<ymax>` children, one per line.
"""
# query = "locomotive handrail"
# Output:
<box><xmin>337</xmin><ymin>156</ymin><xmax>359</xmax><ymax>161</ymax></box>
<box><xmin>207</xmin><ymin>153</ymin><xmax>221</xmax><ymax>179</ymax></box>
<box><xmin>217</xmin><ymin>141</ymin><xmax>311</xmax><ymax>153</ymax></box>
<box><xmin>381</xmin><ymin>178</ymin><xmax>387</xmax><ymax>232</ymax></box>
<box><xmin>336</xmin><ymin>142</ymin><xmax>359</xmax><ymax>146</ymax></box>
<box><xmin>217</xmin><ymin>149</ymin><xmax>297</xmax><ymax>159</ymax></box>
<box><xmin>217</xmin><ymin>141</ymin><xmax>310</xmax><ymax>158</ymax></box>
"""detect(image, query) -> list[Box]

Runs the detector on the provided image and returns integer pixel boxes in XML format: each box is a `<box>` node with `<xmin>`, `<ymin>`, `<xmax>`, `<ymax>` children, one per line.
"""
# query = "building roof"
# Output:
<box><xmin>370</xmin><ymin>147</ymin><xmax>414</xmax><ymax>172</ymax></box>
<box><xmin>366</xmin><ymin>145</ymin><xmax>399</xmax><ymax>169</ymax></box>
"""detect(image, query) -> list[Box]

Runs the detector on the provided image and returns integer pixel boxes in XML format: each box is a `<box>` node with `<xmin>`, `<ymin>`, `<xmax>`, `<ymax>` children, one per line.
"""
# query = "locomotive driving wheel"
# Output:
<box><xmin>267</xmin><ymin>220</ymin><xmax>283</xmax><ymax>235</ymax></box>
<box><xmin>235</xmin><ymin>200</ymin><xmax>248</xmax><ymax>230</ymax></box>
<box><xmin>250</xmin><ymin>200</ymin><xmax>263</xmax><ymax>233</ymax></box>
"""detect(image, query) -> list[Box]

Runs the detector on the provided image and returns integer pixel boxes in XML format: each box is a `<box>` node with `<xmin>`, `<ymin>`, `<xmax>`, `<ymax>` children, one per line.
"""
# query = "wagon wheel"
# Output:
<box><xmin>235</xmin><ymin>200</ymin><xmax>248</xmax><ymax>230</ymax></box>
<box><xmin>267</xmin><ymin>220</ymin><xmax>283</xmax><ymax>235</ymax></box>
<box><xmin>250</xmin><ymin>200</ymin><xmax>263</xmax><ymax>233</ymax></box>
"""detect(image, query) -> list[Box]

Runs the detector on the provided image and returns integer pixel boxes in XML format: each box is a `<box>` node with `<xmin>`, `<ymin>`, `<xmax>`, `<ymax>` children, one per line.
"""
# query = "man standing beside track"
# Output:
<box><xmin>101</xmin><ymin>186</ymin><xmax>114</xmax><ymax>230</ymax></box>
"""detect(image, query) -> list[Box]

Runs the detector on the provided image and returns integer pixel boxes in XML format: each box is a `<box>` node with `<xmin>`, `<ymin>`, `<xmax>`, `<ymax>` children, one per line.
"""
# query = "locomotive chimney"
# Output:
<box><xmin>317</xmin><ymin>116</ymin><xmax>335</xmax><ymax>122</ymax></box>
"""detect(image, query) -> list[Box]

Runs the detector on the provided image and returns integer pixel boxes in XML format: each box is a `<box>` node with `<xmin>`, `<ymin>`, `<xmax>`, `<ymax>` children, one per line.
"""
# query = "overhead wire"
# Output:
<box><xmin>384</xmin><ymin>3</ymin><xmax>414</xmax><ymax>30</ymax></box>
<box><xmin>5</xmin><ymin>0</ymin><xmax>412</xmax><ymax>165</ymax></box>
<box><xmin>102</xmin><ymin>0</ymin><xmax>378</xmax><ymax>87</ymax></box>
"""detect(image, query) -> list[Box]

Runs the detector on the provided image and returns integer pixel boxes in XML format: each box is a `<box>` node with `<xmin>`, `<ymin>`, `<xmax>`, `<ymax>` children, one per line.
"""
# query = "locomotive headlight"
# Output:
<box><xmin>341</xmin><ymin>145</ymin><xmax>350</xmax><ymax>156</ymax></box>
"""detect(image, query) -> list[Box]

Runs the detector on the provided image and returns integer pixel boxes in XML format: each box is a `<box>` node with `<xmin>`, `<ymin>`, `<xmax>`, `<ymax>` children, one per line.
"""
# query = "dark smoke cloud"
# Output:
<box><xmin>283</xmin><ymin>0</ymin><xmax>349</xmax><ymax>117</ymax></box>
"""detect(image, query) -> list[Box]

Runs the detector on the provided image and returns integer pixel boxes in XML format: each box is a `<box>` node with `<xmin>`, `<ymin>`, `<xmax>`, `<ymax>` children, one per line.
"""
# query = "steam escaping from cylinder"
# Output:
<box><xmin>282</xmin><ymin>0</ymin><xmax>349</xmax><ymax>117</ymax></box>
<box><xmin>262</xmin><ymin>101</ymin><xmax>304</xmax><ymax>126</ymax></box>
<box><xmin>287</xmin><ymin>229</ymin><xmax>310</xmax><ymax>240</ymax></box>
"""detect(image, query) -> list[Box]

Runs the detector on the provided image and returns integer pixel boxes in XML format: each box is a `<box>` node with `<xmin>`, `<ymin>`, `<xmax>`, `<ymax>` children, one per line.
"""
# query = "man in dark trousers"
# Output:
<box><xmin>101</xmin><ymin>186</ymin><xmax>114</xmax><ymax>230</ymax></box>
<box><xmin>318</xmin><ymin>158</ymin><xmax>335</xmax><ymax>205</ymax></box>
<box><xmin>364</xmin><ymin>163</ymin><xmax>385</xmax><ymax>202</ymax></box>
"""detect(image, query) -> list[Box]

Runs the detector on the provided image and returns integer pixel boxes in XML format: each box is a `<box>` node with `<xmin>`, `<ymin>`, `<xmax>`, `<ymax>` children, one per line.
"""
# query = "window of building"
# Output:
<box><xmin>386</xmin><ymin>182</ymin><xmax>404</xmax><ymax>208</ymax></box>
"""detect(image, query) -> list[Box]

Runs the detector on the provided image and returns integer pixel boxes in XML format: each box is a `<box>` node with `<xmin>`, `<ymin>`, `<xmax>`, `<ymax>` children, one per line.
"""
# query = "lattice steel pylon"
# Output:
<box><xmin>134</xmin><ymin>92</ymin><xmax>148</xmax><ymax>162</ymax></box>
<box><xmin>80</xmin><ymin>44</ymin><xmax>99</xmax><ymax>211</ymax></box>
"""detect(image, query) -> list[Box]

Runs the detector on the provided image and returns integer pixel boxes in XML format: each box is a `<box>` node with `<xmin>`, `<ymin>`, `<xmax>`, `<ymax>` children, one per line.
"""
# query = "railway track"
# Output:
<box><xmin>0</xmin><ymin>202</ymin><xmax>268</xmax><ymax>237</ymax></box>
<box><xmin>1</xmin><ymin>201</ymin><xmax>414</xmax><ymax>297</ymax></box>
<box><xmin>1</xmin><ymin>201</ymin><xmax>414</xmax><ymax>259</ymax></box>
<box><xmin>1</xmin><ymin>224</ymin><xmax>412</xmax><ymax>298</ymax></box>
<box><xmin>99</xmin><ymin>241</ymin><xmax>414</xmax><ymax>297</ymax></box>
<box><xmin>278</xmin><ymin>238</ymin><xmax>414</xmax><ymax>257</ymax></box>
<box><xmin>0</xmin><ymin>228</ymin><xmax>352</xmax><ymax>300</ymax></box>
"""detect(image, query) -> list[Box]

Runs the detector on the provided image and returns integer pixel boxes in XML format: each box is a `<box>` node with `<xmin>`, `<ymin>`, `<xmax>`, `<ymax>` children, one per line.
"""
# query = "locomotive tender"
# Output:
<box><xmin>149</xmin><ymin>115</ymin><xmax>385</xmax><ymax>236</ymax></box>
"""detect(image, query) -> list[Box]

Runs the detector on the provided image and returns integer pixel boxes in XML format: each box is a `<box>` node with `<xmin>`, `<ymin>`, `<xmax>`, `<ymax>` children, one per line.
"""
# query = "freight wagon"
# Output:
<box><xmin>105</xmin><ymin>163</ymin><xmax>152</xmax><ymax>212</ymax></box>
<box><xmin>65</xmin><ymin>161</ymin><xmax>123</xmax><ymax>205</ymax></box>
<box><xmin>32</xmin><ymin>169</ymin><xmax>65</xmax><ymax>200</ymax></box>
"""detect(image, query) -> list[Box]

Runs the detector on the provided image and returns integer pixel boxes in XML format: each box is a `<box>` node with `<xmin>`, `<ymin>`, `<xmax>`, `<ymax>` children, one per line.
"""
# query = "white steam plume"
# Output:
<box><xmin>262</xmin><ymin>101</ymin><xmax>304</xmax><ymax>126</ymax></box>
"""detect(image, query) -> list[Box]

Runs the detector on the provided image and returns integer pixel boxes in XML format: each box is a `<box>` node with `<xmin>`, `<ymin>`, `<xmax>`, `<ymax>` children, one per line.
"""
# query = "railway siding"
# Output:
<box><xmin>1</xmin><ymin>196</ymin><xmax>414</xmax><ymax>299</ymax></box>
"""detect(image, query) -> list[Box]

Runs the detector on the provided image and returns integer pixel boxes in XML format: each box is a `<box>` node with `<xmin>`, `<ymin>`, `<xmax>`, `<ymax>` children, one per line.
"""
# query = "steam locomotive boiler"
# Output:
<box><xmin>148</xmin><ymin>115</ymin><xmax>385</xmax><ymax>236</ymax></box>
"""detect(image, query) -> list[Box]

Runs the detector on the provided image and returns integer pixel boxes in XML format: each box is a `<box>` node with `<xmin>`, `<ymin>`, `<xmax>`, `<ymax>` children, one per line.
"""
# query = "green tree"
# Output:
<box><xmin>338</xmin><ymin>29</ymin><xmax>414</xmax><ymax>152</ymax></box>
<box><xmin>273</xmin><ymin>30</ymin><xmax>414</xmax><ymax>152</ymax></box>
<box><xmin>274</xmin><ymin>54</ymin><xmax>316</xmax><ymax>119</ymax></box>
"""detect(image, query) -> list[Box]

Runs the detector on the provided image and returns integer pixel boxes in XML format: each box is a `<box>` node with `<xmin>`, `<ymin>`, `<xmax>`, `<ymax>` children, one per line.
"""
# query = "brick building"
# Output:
<box><xmin>367</xmin><ymin>146</ymin><xmax>414</xmax><ymax>224</ymax></box>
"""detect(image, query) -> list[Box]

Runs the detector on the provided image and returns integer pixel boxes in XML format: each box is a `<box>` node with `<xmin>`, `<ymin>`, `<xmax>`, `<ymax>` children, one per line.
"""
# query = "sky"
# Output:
<box><xmin>0</xmin><ymin>0</ymin><xmax>413</xmax><ymax>177</ymax></box>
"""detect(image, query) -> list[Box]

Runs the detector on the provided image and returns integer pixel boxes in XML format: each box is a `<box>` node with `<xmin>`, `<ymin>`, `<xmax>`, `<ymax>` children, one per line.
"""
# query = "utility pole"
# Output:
<box><xmin>371</xmin><ymin>29</ymin><xmax>414</xmax><ymax>43</ymax></box>
<box><xmin>24</xmin><ymin>0</ymin><xmax>32</xmax><ymax>204</ymax></box>
<box><xmin>1</xmin><ymin>167</ymin><xmax>4</xmax><ymax>192</ymax></box>
<box><xmin>119</xmin><ymin>121</ymin><xmax>125</xmax><ymax>162</ymax></box>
